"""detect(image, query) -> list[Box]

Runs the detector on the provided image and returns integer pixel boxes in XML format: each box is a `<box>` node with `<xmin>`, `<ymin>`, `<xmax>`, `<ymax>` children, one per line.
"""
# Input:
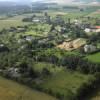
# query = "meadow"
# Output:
<box><xmin>0</xmin><ymin>14</ymin><xmax>32</xmax><ymax>31</ymax></box>
<box><xmin>33</xmin><ymin>62</ymin><xmax>64</xmax><ymax>73</ymax></box>
<box><xmin>40</xmin><ymin>71</ymin><xmax>93</xmax><ymax>100</ymax></box>
<box><xmin>86</xmin><ymin>52</ymin><xmax>100</xmax><ymax>63</ymax></box>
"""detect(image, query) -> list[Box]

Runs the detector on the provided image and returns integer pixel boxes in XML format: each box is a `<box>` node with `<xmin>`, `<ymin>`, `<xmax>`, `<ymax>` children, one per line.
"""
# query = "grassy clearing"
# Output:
<box><xmin>86</xmin><ymin>52</ymin><xmax>100</xmax><ymax>63</ymax></box>
<box><xmin>33</xmin><ymin>62</ymin><xmax>64</xmax><ymax>73</ymax></box>
<box><xmin>0</xmin><ymin>20</ymin><xmax>29</xmax><ymax>30</ymax></box>
<box><xmin>0</xmin><ymin>76</ymin><xmax>57</xmax><ymax>100</ymax></box>
<box><xmin>40</xmin><ymin>71</ymin><xmax>92</xmax><ymax>99</ymax></box>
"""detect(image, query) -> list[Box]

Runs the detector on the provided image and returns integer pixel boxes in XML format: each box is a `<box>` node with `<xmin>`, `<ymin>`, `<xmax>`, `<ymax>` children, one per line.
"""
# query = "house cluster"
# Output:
<box><xmin>32</xmin><ymin>13</ymin><xmax>51</xmax><ymax>24</ymax></box>
<box><xmin>72</xmin><ymin>18</ymin><xmax>100</xmax><ymax>33</ymax></box>
<box><xmin>32</xmin><ymin>12</ymin><xmax>66</xmax><ymax>26</ymax></box>
<box><xmin>57</xmin><ymin>38</ymin><xmax>98</xmax><ymax>53</ymax></box>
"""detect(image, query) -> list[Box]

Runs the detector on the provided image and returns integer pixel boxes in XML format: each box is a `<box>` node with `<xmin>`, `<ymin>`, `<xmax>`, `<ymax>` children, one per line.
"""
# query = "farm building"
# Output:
<box><xmin>84</xmin><ymin>44</ymin><xmax>97</xmax><ymax>53</ymax></box>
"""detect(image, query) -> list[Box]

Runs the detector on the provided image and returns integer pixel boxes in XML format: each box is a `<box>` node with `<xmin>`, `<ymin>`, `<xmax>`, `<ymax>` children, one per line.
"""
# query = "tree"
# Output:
<box><xmin>42</xmin><ymin>68</ymin><xmax>51</xmax><ymax>76</ymax></box>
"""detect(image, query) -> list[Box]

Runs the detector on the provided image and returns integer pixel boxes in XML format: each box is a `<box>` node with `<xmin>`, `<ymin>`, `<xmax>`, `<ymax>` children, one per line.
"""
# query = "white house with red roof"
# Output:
<box><xmin>84</xmin><ymin>26</ymin><xmax>100</xmax><ymax>33</ymax></box>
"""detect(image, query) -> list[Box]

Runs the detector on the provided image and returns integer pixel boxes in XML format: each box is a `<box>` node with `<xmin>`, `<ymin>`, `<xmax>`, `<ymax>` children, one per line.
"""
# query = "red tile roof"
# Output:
<box><xmin>95</xmin><ymin>26</ymin><xmax>100</xmax><ymax>29</ymax></box>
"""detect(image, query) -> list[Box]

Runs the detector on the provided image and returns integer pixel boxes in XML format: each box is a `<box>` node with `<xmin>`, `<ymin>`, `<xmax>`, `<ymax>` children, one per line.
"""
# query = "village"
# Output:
<box><xmin>0</xmin><ymin>12</ymin><xmax>100</xmax><ymax>78</ymax></box>
<box><xmin>0</xmin><ymin>12</ymin><xmax>100</xmax><ymax>54</ymax></box>
<box><xmin>0</xmin><ymin>1</ymin><xmax>100</xmax><ymax>99</ymax></box>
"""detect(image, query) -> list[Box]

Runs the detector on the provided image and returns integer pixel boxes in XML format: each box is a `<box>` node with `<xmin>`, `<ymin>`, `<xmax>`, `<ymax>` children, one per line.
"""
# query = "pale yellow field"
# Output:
<box><xmin>0</xmin><ymin>76</ymin><xmax>57</xmax><ymax>100</ymax></box>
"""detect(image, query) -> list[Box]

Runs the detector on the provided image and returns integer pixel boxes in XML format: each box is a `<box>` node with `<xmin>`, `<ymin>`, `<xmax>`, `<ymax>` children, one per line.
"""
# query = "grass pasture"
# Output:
<box><xmin>40</xmin><ymin>71</ymin><xmax>92</xmax><ymax>100</ymax></box>
<box><xmin>86</xmin><ymin>52</ymin><xmax>100</xmax><ymax>63</ymax></box>
<box><xmin>0</xmin><ymin>76</ymin><xmax>57</xmax><ymax>100</ymax></box>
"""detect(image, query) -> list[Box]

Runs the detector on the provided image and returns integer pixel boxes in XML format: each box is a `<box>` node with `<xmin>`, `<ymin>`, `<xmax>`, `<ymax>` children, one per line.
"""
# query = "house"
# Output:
<box><xmin>84</xmin><ymin>44</ymin><xmax>97</xmax><ymax>53</ymax></box>
<box><xmin>84</xmin><ymin>26</ymin><xmax>100</xmax><ymax>33</ymax></box>
<box><xmin>7</xmin><ymin>67</ymin><xmax>20</xmax><ymax>78</ymax></box>
<box><xmin>84</xmin><ymin>28</ymin><xmax>91</xmax><ymax>33</ymax></box>
<box><xmin>32</xmin><ymin>16</ymin><xmax>49</xmax><ymax>23</ymax></box>
<box><xmin>0</xmin><ymin>44</ymin><xmax>9</xmax><ymax>52</ymax></box>
<box><xmin>74</xmin><ymin>19</ymin><xmax>81</xmax><ymax>25</ymax></box>
<box><xmin>95</xmin><ymin>26</ymin><xmax>100</xmax><ymax>32</ymax></box>
<box><xmin>32</xmin><ymin>18</ymin><xmax>40</xmax><ymax>23</ymax></box>
<box><xmin>17</xmin><ymin>27</ymin><xmax>26</xmax><ymax>33</ymax></box>
<box><xmin>25</xmin><ymin>35</ymin><xmax>35</xmax><ymax>42</ymax></box>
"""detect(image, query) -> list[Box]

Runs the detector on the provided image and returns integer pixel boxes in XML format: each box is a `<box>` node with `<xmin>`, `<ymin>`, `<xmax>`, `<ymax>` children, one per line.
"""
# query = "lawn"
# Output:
<box><xmin>86</xmin><ymin>52</ymin><xmax>100</xmax><ymax>63</ymax></box>
<box><xmin>0</xmin><ymin>76</ymin><xmax>57</xmax><ymax>100</ymax></box>
<box><xmin>40</xmin><ymin>71</ymin><xmax>92</xmax><ymax>100</ymax></box>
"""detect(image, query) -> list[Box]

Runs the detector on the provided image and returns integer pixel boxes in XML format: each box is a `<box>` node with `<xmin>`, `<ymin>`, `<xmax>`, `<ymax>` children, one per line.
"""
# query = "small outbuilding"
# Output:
<box><xmin>84</xmin><ymin>44</ymin><xmax>97</xmax><ymax>53</ymax></box>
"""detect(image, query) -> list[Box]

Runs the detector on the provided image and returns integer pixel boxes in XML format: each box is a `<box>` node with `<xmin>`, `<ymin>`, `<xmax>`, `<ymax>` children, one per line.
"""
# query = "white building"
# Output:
<box><xmin>84</xmin><ymin>26</ymin><xmax>100</xmax><ymax>33</ymax></box>
<box><xmin>84</xmin><ymin>28</ymin><xmax>91</xmax><ymax>33</ymax></box>
<box><xmin>84</xmin><ymin>44</ymin><xmax>97</xmax><ymax>53</ymax></box>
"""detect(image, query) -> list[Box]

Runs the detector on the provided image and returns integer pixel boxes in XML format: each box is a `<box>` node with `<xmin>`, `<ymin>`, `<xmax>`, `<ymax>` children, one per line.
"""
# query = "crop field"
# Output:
<box><xmin>40</xmin><ymin>71</ymin><xmax>92</xmax><ymax>99</ymax></box>
<box><xmin>0</xmin><ymin>76</ymin><xmax>57</xmax><ymax>100</ymax></box>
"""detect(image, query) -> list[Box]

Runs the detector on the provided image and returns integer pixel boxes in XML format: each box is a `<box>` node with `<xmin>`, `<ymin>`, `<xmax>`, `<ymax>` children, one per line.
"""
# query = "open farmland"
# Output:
<box><xmin>0</xmin><ymin>14</ymin><xmax>32</xmax><ymax>30</ymax></box>
<box><xmin>0</xmin><ymin>76</ymin><xmax>57</xmax><ymax>100</ymax></box>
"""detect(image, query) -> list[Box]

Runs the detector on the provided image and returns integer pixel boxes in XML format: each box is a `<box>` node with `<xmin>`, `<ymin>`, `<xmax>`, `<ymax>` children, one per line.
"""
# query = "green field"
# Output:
<box><xmin>33</xmin><ymin>62</ymin><xmax>64</xmax><ymax>73</ymax></box>
<box><xmin>25</xmin><ymin>23</ymin><xmax>51</xmax><ymax>36</ymax></box>
<box><xmin>40</xmin><ymin>71</ymin><xmax>92</xmax><ymax>99</ymax></box>
<box><xmin>0</xmin><ymin>76</ymin><xmax>57</xmax><ymax>100</ymax></box>
<box><xmin>0</xmin><ymin>14</ymin><xmax>32</xmax><ymax>30</ymax></box>
<box><xmin>86</xmin><ymin>52</ymin><xmax>100</xmax><ymax>63</ymax></box>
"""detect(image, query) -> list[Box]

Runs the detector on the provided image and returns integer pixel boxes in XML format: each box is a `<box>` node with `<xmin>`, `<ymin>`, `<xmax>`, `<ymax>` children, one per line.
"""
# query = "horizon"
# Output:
<box><xmin>0</xmin><ymin>0</ymin><xmax>100</xmax><ymax>4</ymax></box>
